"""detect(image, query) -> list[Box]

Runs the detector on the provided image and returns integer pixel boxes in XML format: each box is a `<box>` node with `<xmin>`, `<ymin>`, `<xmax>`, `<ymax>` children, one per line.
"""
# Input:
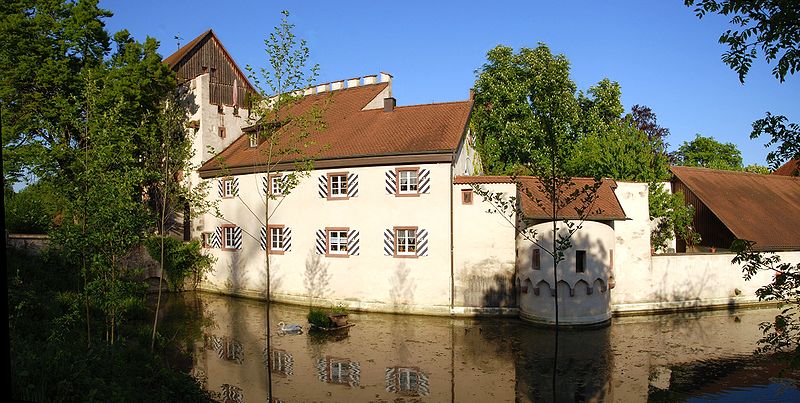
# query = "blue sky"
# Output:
<box><xmin>102</xmin><ymin>0</ymin><xmax>798</xmax><ymax>167</ymax></box>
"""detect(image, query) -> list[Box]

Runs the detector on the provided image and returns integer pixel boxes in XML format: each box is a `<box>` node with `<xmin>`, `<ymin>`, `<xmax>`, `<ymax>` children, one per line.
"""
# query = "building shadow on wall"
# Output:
<box><xmin>304</xmin><ymin>251</ymin><xmax>331</xmax><ymax>306</ymax></box>
<box><xmin>389</xmin><ymin>263</ymin><xmax>416</xmax><ymax>312</ymax></box>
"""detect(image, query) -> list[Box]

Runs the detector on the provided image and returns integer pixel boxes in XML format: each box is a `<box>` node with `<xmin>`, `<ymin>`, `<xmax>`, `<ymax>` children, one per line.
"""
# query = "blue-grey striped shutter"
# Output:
<box><xmin>318</xmin><ymin>175</ymin><xmax>328</xmax><ymax>198</ymax></box>
<box><xmin>281</xmin><ymin>174</ymin><xmax>290</xmax><ymax>195</ymax></box>
<box><xmin>385</xmin><ymin>367</ymin><xmax>397</xmax><ymax>393</ymax></box>
<box><xmin>418</xmin><ymin>169</ymin><xmax>431</xmax><ymax>193</ymax></box>
<box><xmin>261</xmin><ymin>176</ymin><xmax>269</xmax><ymax>196</ymax></box>
<box><xmin>282</xmin><ymin>227</ymin><xmax>292</xmax><ymax>251</ymax></box>
<box><xmin>315</xmin><ymin>229</ymin><xmax>326</xmax><ymax>254</ymax></box>
<box><xmin>417</xmin><ymin>228</ymin><xmax>429</xmax><ymax>256</ymax></box>
<box><xmin>347</xmin><ymin>229</ymin><xmax>360</xmax><ymax>255</ymax></box>
<box><xmin>212</xmin><ymin>227</ymin><xmax>222</xmax><ymax>248</ymax></box>
<box><xmin>383</xmin><ymin>229</ymin><xmax>394</xmax><ymax>256</ymax></box>
<box><xmin>347</xmin><ymin>173</ymin><xmax>359</xmax><ymax>197</ymax></box>
<box><xmin>385</xmin><ymin>170</ymin><xmax>397</xmax><ymax>194</ymax></box>
<box><xmin>233</xmin><ymin>226</ymin><xmax>242</xmax><ymax>249</ymax></box>
<box><xmin>218</xmin><ymin>180</ymin><xmax>224</xmax><ymax>198</ymax></box>
<box><xmin>315</xmin><ymin>358</ymin><xmax>327</xmax><ymax>382</ymax></box>
<box><xmin>259</xmin><ymin>226</ymin><xmax>267</xmax><ymax>251</ymax></box>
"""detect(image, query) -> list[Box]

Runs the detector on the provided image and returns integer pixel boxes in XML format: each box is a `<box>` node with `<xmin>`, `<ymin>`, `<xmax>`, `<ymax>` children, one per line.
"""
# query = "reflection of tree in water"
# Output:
<box><xmin>512</xmin><ymin>325</ymin><xmax>612</xmax><ymax>402</ymax></box>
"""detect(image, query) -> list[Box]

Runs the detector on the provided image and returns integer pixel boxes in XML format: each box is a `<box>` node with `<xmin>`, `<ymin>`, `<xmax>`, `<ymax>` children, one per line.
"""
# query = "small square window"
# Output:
<box><xmin>328</xmin><ymin>173</ymin><xmax>348</xmax><ymax>199</ymax></box>
<box><xmin>218</xmin><ymin>126</ymin><xmax>226</xmax><ymax>138</ymax></box>
<box><xmin>249</xmin><ymin>134</ymin><xmax>258</xmax><ymax>148</ymax></box>
<box><xmin>532</xmin><ymin>248</ymin><xmax>540</xmax><ymax>270</ymax></box>
<box><xmin>398</xmin><ymin>169</ymin><xmax>418</xmax><ymax>195</ymax></box>
<box><xmin>201</xmin><ymin>232</ymin><xmax>212</xmax><ymax>248</ymax></box>
<box><xmin>461</xmin><ymin>189</ymin><xmax>473</xmax><ymax>205</ymax></box>
<box><xmin>395</xmin><ymin>228</ymin><xmax>417</xmax><ymax>257</ymax></box>
<box><xmin>576</xmin><ymin>250</ymin><xmax>586</xmax><ymax>273</ymax></box>
<box><xmin>327</xmin><ymin>229</ymin><xmax>348</xmax><ymax>256</ymax></box>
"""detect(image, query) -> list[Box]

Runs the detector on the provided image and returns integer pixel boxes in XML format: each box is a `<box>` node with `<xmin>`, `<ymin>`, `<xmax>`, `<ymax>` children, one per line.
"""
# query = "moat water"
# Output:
<box><xmin>160</xmin><ymin>292</ymin><xmax>800</xmax><ymax>402</ymax></box>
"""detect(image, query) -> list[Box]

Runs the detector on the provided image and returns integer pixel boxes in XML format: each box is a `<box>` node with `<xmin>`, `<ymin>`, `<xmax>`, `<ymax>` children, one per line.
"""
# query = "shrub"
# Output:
<box><xmin>145</xmin><ymin>237</ymin><xmax>214</xmax><ymax>291</ymax></box>
<box><xmin>307</xmin><ymin>308</ymin><xmax>331</xmax><ymax>328</ymax></box>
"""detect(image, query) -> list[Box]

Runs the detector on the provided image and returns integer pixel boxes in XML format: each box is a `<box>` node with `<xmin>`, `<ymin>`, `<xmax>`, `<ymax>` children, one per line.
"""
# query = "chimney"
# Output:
<box><xmin>380</xmin><ymin>71</ymin><xmax>393</xmax><ymax>83</ymax></box>
<box><xmin>331</xmin><ymin>80</ymin><xmax>344</xmax><ymax>91</ymax></box>
<box><xmin>316</xmin><ymin>83</ymin><xmax>329</xmax><ymax>93</ymax></box>
<box><xmin>346</xmin><ymin>77</ymin><xmax>360</xmax><ymax>88</ymax></box>
<box><xmin>383</xmin><ymin>97</ymin><xmax>396</xmax><ymax>112</ymax></box>
<box><xmin>363</xmin><ymin>75</ymin><xmax>377</xmax><ymax>85</ymax></box>
<box><xmin>303</xmin><ymin>87</ymin><xmax>314</xmax><ymax>96</ymax></box>
<box><xmin>469</xmin><ymin>88</ymin><xmax>474</xmax><ymax>100</ymax></box>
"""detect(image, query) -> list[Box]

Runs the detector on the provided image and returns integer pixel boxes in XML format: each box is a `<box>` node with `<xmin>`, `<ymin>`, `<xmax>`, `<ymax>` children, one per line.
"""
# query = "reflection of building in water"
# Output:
<box><xmin>385</xmin><ymin>366</ymin><xmax>431</xmax><ymax>397</ymax></box>
<box><xmin>316</xmin><ymin>356</ymin><xmax>360</xmax><ymax>387</ymax></box>
<box><xmin>206</xmin><ymin>334</ymin><xmax>244</xmax><ymax>365</ymax></box>
<box><xmin>268</xmin><ymin>349</ymin><xmax>293</xmax><ymax>377</ymax></box>
<box><xmin>218</xmin><ymin>383</ymin><xmax>243</xmax><ymax>403</ymax></box>
<box><xmin>513</xmin><ymin>325</ymin><xmax>613</xmax><ymax>402</ymax></box>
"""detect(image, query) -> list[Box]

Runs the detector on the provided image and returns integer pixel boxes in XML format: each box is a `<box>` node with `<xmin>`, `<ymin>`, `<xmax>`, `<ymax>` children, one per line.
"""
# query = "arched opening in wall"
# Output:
<box><xmin>534</xmin><ymin>280</ymin><xmax>550</xmax><ymax>297</ymax></box>
<box><xmin>593</xmin><ymin>278</ymin><xmax>607</xmax><ymax>293</ymax></box>
<box><xmin>574</xmin><ymin>279</ymin><xmax>591</xmax><ymax>296</ymax></box>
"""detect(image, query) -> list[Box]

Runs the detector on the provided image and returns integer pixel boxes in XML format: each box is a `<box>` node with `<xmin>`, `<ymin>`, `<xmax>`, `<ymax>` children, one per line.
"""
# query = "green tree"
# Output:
<box><xmin>673</xmin><ymin>134</ymin><xmax>744</xmax><ymax>170</ymax></box>
<box><xmin>4</xmin><ymin>180</ymin><xmax>64</xmax><ymax>233</ymax></box>
<box><xmin>0</xmin><ymin>0</ymin><xmax>111</xmax><ymax>188</ymax></box>
<box><xmin>750</xmin><ymin>112</ymin><xmax>800</xmax><ymax>173</ymax></box>
<box><xmin>684</xmin><ymin>0</ymin><xmax>799</xmax><ymax>83</ymax></box>
<box><xmin>743</xmin><ymin>163</ymin><xmax>771</xmax><ymax>174</ymax></box>
<box><xmin>471</xmin><ymin>44</ymin><xmax>581</xmax><ymax>175</ymax></box>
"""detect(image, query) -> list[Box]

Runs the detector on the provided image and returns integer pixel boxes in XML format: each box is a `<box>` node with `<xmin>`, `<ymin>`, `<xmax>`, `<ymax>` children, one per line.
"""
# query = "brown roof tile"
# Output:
<box><xmin>199</xmin><ymin>83</ymin><xmax>473</xmax><ymax>174</ymax></box>
<box><xmin>455</xmin><ymin>176</ymin><xmax>627</xmax><ymax>220</ymax></box>
<box><xmin>671</xmin><ymin>166</ymin><xmax>800</xmax><ymax>250</ymax></box>
<box><xmin>773</xmin><ymin>158</ymin><xmax>800</xmax><ymax>176</ymax></box>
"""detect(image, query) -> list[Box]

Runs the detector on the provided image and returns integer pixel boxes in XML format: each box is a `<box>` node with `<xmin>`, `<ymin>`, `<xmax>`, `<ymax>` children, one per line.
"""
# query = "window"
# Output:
<box><xmin>223</xmin><ymin>225</ymin><xmax>237</xmax><ymax>250</ymax></box>
<box><xmin>328</xmin><ymin>173</ymin><xmax>348</xmax><ymax>199</ymax></box>
<box><xmin>532</xmin><ymin>248</ymin><xmax>540</xmax><ymax>270</ymax></box>
<box><xmin>269</xmin><ymin>174</ymin><xmax>284</xmax><ymax>196</ymax></box>
<box><xmin>326</xmin><ymin>228</ymin><xmax>348</xmax><ymax>256</ymax></box>
<box><xmin>222</xmin><ymin>179</ymin><xmax>234</xmax><ymax>198</ymax></box>
<box><xmin>218</xmin><ymin>126</ymin><xmax>226</xmax><ymax>138</ymax></box>
<box><xmin>397</xmin><ymin>168</ymin><xmax>418</xmax><ymax>195</ymax></box>
<box><xmin>327</xmin><ymin>357</ymin><xmax>352</xmax><ymax>385</ymax></box>
<box><xmin>395</xmin><ymin>227</ymin><xmax>417</xmax><ymax>257</ymax></box>
<box><xmin>202</xmin><ymin>232</ymin><xmax>212</xmax><ymax>248</ymax></box>
<box><xmin>271</xmin><ymin>349</ymin><xmax>292</xmax><ymax>377</ymax></box>
<box><xmin>576</xmin><ymin>250</ymin><xmax>586</xmax><ymax>273</ymax></box>
<box><xmin>269</xmin><ymin>226</ymin><xmax>284</xmax><ymax>254</ymax></box>
<box><xmin>249</xmin><ymin>134</ymin><xmax>258</xmax><ymax>148</ymax></box>
<box><xmin>387</xmin><ymin>366</ymin><xmax>428</xmax><ymax>397</ymax></box>
<box><xmin>461</xmin><ymin>189</ymin><xmax>473</xmax><ymax>205</ymax></box>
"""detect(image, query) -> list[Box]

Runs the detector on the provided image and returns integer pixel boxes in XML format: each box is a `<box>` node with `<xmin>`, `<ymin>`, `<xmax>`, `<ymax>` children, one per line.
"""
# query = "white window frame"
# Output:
<box><xmin>223</xmin><ymin>226</ymin><xmax>236</xmax><ymax>250</ymax></box>
<box><xmin>398</xmin><ymin>169</ymin><xmax>418</xmax><ymax>194</ymax></box>
<box><xmin>270</xmin><ymin>175</ymin><xmax>283</xmax><ymax>196</ymax></box>
<box><xmin>249</xmin><ymin>134</ymin><xmax>258</xmax><ymax>148</ymax></box>
<box><xmin>327</xmin><ymin>230</ymin><xmax>348</xmax><ymax>255</ymax></box>
<box><xmin>395</xmin><ymin>228</ymin><xmax>417</xmax><ymax>256</ymax></box>
<box><xmin>270</xmin><ymin>227</ymin><xmax>284</xmax><ymax>252</ymax></box>
<box><xmin>328</xmin><ymin>174</ymin><xmax>348</xmax><ymax>198</ymax></box>
<box><xmin>223</xmin><ymin>179</ymin><xmax>234</xmax><ymax>198</ymax></box>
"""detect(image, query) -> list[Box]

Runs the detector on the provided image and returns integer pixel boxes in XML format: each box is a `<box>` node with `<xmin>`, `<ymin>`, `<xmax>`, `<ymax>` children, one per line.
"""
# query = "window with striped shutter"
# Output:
<box><xmin>385</xmin><ymin>168</ymin><xmax>430</xmax><ymax>195</ymax></box>
<box><xmin>260</xmin><ymin>226</ymin><xmax>292</xmax><ymax>252</ymax></box>
<box><xmin>218</xmin><ymin>177</ymin><xmax>240</xmax><ymax>198</ymax></box>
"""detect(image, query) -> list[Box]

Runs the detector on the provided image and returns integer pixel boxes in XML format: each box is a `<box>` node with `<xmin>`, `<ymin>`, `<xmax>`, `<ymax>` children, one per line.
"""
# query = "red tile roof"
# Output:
<box><xmin>454</xmin><ymin>176</ymin><xmax>627</xmax><ymax>220</ymax></box>
<box><xmin>671</xmin><ymin>166</ymin><xmax>800</xmax><ymax>251</ymax></box>
<box><xmin>199</xmin><ymin>83</ymin><xmax>473</xmax><ymax>176</ymax></box>
<box><xmin>773</xmin><ymin>158</ymin><xmax>799</xmax><ymax>176</ymax></box>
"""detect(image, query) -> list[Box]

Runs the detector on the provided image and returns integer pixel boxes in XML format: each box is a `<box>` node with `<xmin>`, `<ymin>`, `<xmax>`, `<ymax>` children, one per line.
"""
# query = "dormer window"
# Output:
<box><xmin>249</xmin><ymin>134</ymin><xmax>258</xmax><ymax>148</ymax></box>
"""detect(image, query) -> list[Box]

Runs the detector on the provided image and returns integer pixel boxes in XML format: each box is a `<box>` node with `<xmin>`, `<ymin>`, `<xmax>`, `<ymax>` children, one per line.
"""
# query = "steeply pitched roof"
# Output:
<box><xmin>454</xmin><ymin>176</ymin><xmax>627</xmax><ymax>220</ymax></box>
<box><xmin>773</xmin><ymin>158</ymin><xmax>799</xmax><ymax>176</ymax></box>
<box><xmin>163</xmin><ymin>29</ymin><xmax>255</xmax><ymax>93</ymax></box>
<box><xmin>199</xmin><ymin>83</ymin><xmax>473</xmax><ymax>176</ymax></box>
<box><xmin>671</xmin><ymin>166</ymin><xmax>800</xmax><ymax>250</ymax></box>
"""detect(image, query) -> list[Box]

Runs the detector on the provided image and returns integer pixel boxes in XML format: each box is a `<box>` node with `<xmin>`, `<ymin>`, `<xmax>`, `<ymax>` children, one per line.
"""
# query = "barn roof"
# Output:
<box><xmin>671</xmin><ymin>166</ymin><xmax>800</xmax><ymax>251</ymax></box>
